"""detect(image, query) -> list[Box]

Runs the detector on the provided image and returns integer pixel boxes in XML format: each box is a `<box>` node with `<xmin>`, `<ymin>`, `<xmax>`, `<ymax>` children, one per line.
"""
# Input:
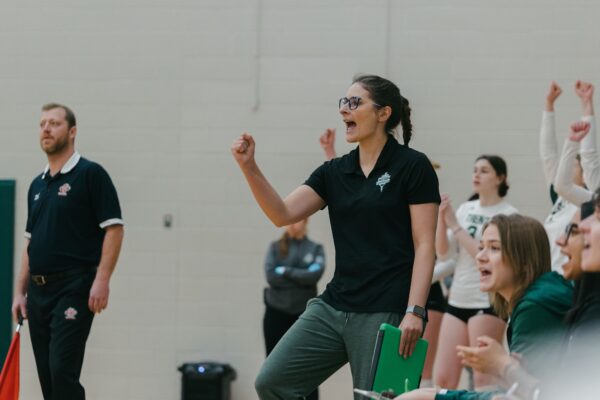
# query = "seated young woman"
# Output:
<box><xmin>395</xmin><ymin>214</ymin><xmax>573</xmax><ymax>400</ymax></box>
<box><xmin>566</xmin><ymin>193</ymin><xmax>600</xmax><ymax>344</ymax></box>
<box><xmin>543</xmin><ymin>193</ymin><xmax>600</xmax><ymax>399</ymax></box>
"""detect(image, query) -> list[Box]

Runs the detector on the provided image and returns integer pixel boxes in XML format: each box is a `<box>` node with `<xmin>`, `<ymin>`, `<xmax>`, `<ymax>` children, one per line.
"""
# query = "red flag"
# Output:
<box><xmin>0</xmin><ymin>325</ymin><xmax>20</xmax><ymax>400</ymax></box>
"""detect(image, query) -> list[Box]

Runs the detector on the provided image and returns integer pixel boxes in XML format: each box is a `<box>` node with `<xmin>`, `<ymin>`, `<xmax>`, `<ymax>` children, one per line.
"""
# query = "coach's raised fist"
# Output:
<box><xmin>231</xmin><ymin>132</ymin><xmax>256</xmax><ymax>165</ymax></box>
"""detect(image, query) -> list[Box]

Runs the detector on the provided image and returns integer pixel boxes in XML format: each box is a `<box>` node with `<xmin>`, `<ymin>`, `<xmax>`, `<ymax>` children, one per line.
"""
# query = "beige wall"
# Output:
<box><xmin>2</xmin><ymin>1</ymin><xmax>600</xmax><ymax>399</ymax></box>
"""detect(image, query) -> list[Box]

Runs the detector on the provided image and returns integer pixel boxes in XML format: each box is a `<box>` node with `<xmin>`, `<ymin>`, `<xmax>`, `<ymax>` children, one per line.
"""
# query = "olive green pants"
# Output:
<box><xmin>255</xmin><ymin>297</ymin><xmax>402</xmax><ymax>399</ymax></box>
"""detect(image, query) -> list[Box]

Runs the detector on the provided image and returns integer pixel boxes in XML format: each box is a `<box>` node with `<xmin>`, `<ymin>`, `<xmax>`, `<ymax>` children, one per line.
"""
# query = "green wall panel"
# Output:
<box><xmin>0</xmin><ymin>180</ymin><xmax>16</xmax><ymax>367</ymax></box>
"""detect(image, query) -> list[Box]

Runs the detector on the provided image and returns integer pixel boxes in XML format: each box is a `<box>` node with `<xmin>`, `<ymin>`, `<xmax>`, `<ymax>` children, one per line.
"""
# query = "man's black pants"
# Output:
<box><xmin>27</xmin><ymin>270</ymin><xmax>95</xmax><ymax>400</ymax></box>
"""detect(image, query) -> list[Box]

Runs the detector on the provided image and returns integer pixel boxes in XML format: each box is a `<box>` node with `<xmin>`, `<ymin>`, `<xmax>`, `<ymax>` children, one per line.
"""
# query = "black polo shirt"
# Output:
<box><xmin>25</xmin><ymin>153</ymin><xmax>123</xmax><ymax>275</ymax></box>
<box><xmin>304</xmin><ymin>136</ymin><xmax>440</xmax><ymax>313</ymax></box>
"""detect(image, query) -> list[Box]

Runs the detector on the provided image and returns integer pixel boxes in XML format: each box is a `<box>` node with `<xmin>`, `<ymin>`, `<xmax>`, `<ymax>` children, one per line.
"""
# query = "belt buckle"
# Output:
<box><xmin>32</xmin><ymin>275</ymin><xmax>47</xmax><ymax>286</ymax></box>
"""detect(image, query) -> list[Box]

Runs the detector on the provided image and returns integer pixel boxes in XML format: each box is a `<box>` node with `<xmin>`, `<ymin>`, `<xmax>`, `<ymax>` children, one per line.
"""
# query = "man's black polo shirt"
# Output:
<box><xmin>305</xmin><ymin>136</ymin><xmax>440</xmax><ymax>313</ymax></box>
<box><xmin>25</xmin><ymin>152</ymin><xmax>123</xmax><ymax>275</ymax></box>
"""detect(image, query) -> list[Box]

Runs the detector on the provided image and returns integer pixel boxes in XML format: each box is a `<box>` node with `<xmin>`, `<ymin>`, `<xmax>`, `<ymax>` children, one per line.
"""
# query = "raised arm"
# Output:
<box><xmin>435</xmin><ymin>194</ymin><xmax>450</xmax><ymax>257</ymax></box>
<box><xmin>554</xmin><ymin>121</ymin><xmax>594</xmax><ymax>206</ymax></box>
<box><xmin>231</xmin><ymin>133</ymin><xmax>326</xmax><ymax>226</ymax></box>
<box><xmin>539</xmin><ymin>82</ymin><xmax>562</xmax><ymax>186</ymax></box>
<box><xmin>443</xmin><ymin>199</ymin><xmax>479</xmax><ymax>259</ymax></box>
<box><xmin>436</xmin><ymin>195</ymin><xmax>461</xmax><ymax>265</ymax></box>
<box><xmin>319</xmin><ymin>128</ymin><xmax>336</xmax><ymax>161</ymax></box>
<box><xmin>575</xmin><ymin>81</ymin><xmax>600</xmax><ymax>190</ymax></box>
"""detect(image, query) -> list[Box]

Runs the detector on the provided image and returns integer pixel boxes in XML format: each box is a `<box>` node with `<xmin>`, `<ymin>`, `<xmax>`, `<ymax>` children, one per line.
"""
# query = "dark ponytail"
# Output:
<box><xmin>476</xmin><ymin>155</ymin><xmax>510</xmax><ymax>198</ymax></box>
<box><xmin>352</xmin><ymin>74</ymin><xmax>413</xmax><ymax>145</ymax></box>
<box><xmin>399</xmin><ymin>96</ymin><xmax>412</xmax><ymax>145</ymax></box>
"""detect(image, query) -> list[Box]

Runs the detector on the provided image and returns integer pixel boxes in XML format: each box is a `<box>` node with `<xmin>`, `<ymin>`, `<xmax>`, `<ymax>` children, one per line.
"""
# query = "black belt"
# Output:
<box><xmin>30</xmin><ymin>267</ymin><xmax>96</xmax><ymax>286</ymax></box>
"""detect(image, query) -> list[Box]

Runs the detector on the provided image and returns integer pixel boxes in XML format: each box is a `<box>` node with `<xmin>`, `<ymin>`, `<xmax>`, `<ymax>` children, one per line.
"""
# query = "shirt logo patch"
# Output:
<box><xmin>34</xmin><ymin>193</ymin><xmax>40</xmax><ymax>201</ymax></box>
<box><xmin>64</xmin><ymin>307</ymin><xmax>78</xmax><ymax>320</ymax></box>
<box><xmin>58</xmin><ymin>183</ymin><xmax>71</xmax><ymax>197</ymax></box>
<box><xmin>376</xmin><ymin>172</ymin><xmax>391</xmax><ymax>192</ymax></box>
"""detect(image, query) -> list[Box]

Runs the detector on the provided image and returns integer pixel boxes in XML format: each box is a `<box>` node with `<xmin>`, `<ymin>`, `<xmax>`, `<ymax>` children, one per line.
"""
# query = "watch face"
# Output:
<box><xmin>408</xmin><ymin>305</ymin><xmax>427</xmax><ymax>318</ymax></box>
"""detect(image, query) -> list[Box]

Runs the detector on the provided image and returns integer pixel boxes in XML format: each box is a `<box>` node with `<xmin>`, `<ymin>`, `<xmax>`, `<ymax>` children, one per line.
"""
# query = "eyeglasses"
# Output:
<box><xmin>564</xmin><ymin>222</ymin><xmax>579</xmax><ymax>243</ymax></box>
<box><xmin>338</xmin><ymin>96</ymin><xmax>382</xmax><ymax>110</ymax></box>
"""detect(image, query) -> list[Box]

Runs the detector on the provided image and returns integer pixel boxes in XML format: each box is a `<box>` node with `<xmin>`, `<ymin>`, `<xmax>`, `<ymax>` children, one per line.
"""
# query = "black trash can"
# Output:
<box><xmin>178</xmin><ymin>362</ymin><xmax>236</xmax><ymax>400</ymax></box>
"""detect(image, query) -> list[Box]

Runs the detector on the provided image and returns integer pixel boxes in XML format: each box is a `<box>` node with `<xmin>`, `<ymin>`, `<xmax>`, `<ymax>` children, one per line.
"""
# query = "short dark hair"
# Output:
<box><xmin>476</xmin><ymin>154</ymin><xmax>510</xmax><ymax>197</ymax></box>
<box><xmin>582</xmin><ymin>199</ymin><xmax>594</xmax><ymax>219</ymax></box>
<box><xmin>352</xmin><ymin>74</ymin><xmax>412</xmax><ymax>145</ymax></box>
<box><xmin>42</xmin><ymin>103</ymin><xmax>76</xmax><ymax>129</ymax></box>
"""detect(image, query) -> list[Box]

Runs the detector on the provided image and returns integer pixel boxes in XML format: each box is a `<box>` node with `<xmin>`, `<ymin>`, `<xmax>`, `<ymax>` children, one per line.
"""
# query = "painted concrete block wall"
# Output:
<box><xmin>1</xmin><ymin>1</ymin><xmax>599</xmax><ymax>399</ymax></box>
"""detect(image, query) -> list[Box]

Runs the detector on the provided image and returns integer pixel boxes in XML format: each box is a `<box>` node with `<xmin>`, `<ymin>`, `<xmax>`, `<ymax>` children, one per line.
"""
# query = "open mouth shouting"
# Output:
<box><xmin>479</xmin><ymin>267</ymin><xmax>492</xmax><ymax>282</ymax></box>
<box><xmin>344</xmin><ymin>119</ymin><xmax>357</xmax><ymax>134</ymax></box>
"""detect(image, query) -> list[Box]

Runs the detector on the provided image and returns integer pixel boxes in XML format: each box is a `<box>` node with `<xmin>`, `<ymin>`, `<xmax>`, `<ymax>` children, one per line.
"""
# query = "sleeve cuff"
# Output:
<box><xmin>582</xmin><ymin>115</ymin><xmax>594</xmax><ymax>122</ymax></box>
<box><xmin>99</xmin><ymin>218</ymin><xmax>124</xmax><ymax>228</ymax></box>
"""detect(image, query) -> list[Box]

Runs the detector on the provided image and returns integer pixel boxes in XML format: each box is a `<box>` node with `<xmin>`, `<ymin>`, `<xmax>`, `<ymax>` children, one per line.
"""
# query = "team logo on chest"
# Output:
<box><xmin>64</xmin><ymin>307</ymin><xmax>78</xmax><ymax>320</ymax></box>
<box><xmin>58</xmin><ymin>183</ymin><xmax>71</xmax><ymax>197</ymax></box>
<box><xmin>376</xmin><ymin>172</ymin><xmax>391</xmax><ymax>192</ymax></box>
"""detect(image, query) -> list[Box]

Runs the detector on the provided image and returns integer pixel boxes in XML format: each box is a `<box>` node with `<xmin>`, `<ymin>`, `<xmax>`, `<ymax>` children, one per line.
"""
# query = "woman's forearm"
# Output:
<box><xmin>408</xmin><ymin>242</ymin><xmax>435</xmax><ymax>309</ymax></box>
<box><xmin>408</xmin><ymin>203</ymin><xmax>438</xmax><ymax>308</ymax></box>
<box><xmin>435</xmin><ymin>218</ymin><xmax>449</xmax><ymax>258</ymax></box>
<box><xmin>452</xmin><ymin>227</ymin><xmax>480</xmax><ymax>259</ymax></box>
<box><xmin>241</xmin><ymin>161</ymin><xmax>294</xmax><ymax>227</ymax></box>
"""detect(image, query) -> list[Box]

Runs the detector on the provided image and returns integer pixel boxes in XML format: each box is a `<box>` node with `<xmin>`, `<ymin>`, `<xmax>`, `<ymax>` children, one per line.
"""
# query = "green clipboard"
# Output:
<box><xmin>367</xmin><ymin>323</ymin><xmax>428</xmax><ymax>395</ymax></box>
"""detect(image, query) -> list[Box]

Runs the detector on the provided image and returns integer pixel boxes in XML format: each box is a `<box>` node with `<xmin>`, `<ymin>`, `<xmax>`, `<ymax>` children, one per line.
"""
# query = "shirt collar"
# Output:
<box><xmin>42</xmin><ymin>151</ymin><xmax>81</xmax><ymax>179</ymax></box>
<box><xmin>342</xmin><ymin>135</ymin><xmax>398</xmax><ymax>175</ymax></box>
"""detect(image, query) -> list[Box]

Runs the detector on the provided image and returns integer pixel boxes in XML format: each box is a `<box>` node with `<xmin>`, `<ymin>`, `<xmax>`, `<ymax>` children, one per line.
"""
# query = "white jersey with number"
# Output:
<box><xmin>445</xmin><ymin>199</ymin><xmax>518</xmax><ymax>309</ymax></box>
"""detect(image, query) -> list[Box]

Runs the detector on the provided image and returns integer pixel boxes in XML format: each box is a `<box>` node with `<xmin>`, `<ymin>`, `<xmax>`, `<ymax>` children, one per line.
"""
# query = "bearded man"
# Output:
<box><xmin>11</xmin><ymin>103</ymin><xmax>124</xmax><ymax>400</ymax></box>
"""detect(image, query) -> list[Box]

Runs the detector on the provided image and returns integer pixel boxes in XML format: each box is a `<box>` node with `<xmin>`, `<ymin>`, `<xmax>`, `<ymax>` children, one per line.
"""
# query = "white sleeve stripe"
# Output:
<box><xmin>99</xmin><ymin>218</ymin><xmax>124</xmax><ymax>228</ymax></box>
<box><xmin>24</xmin><ymin>232</ymin><xmax>31</xmax><ymax>239</ymax></box>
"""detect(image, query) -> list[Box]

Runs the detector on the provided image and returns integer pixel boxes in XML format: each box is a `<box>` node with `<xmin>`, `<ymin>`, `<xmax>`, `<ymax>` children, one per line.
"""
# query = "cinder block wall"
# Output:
<box><xmin>2</xmin><ymin>1</ymin><xmax>599</xmax><ymax>399</ymax></box>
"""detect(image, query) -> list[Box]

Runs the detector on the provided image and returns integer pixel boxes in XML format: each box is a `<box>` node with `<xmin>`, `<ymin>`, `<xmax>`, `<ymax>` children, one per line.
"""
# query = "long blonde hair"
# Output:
<box><xmin>485</xmin><ymin>214</ymin><xmax>551</xmax><ymax>319</ymax></box>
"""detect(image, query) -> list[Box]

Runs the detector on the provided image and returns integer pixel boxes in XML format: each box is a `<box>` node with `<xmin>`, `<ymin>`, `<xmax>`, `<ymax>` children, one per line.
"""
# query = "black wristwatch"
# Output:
<box><xmin>406</xmin><ymin>305</ymin><xmax>428</xmax><ymax>322</ymax></box>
